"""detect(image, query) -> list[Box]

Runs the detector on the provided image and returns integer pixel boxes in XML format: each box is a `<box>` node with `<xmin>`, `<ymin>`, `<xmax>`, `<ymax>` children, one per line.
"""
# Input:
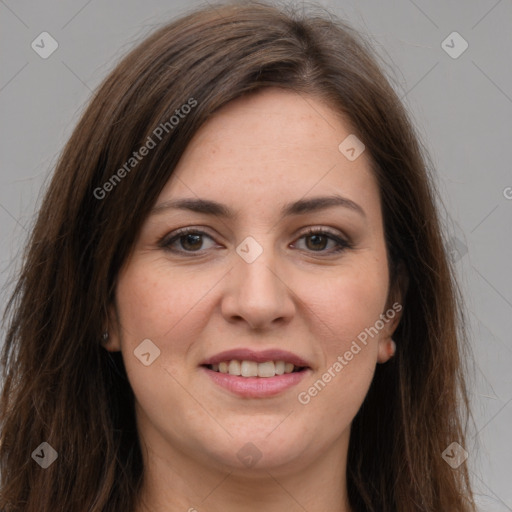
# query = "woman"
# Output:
<box><xmin>0</xmin><ymin>2</ymin><xmax>475</xmax><ymax>511</ymax></box>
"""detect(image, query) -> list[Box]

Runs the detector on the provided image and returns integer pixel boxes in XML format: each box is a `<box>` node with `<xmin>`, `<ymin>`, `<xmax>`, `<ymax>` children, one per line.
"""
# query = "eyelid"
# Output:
<box><xmin>293</xmin><ymin>226</ymin><xmax>352</xmax><ymax>252</ymax></box>
<box><xmin>297</xmin><ymin>225</ymin><xmax>348</xmax><ymax>239</ymax></box>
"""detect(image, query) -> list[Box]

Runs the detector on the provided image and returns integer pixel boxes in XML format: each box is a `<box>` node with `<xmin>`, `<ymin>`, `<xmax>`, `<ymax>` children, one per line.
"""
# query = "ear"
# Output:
<box><xmin>100</xmin><ymin>302</ymin><xmax>122</xmax><ymax>352</ymax></box>
<box><xmin>377</xmin><ymin>260</ymin><xmax>408</xmax><ymax>364</ymax></box>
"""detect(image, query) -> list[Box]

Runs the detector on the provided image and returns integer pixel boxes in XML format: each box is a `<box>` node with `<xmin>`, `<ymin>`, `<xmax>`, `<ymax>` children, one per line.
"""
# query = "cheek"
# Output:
<box><xmin>298</xmin><ymin>257</ymin><xmax>389</xmax><ymax>418</ymax></box>
<box><xmin>299</xmin><ymin>257</ymin><xmax>389</xmax><ymax>351</ymax></box>
<box><xmin>293</xmin><ymin>267</ymin><xmax>387</xmax><ymax>429</ymax></box>
<box><xmin>114</xmin><ymin>257</ymin><xmax>231</xmax><ymax>397</ymax></box>
<box><xmin>115</xmin><ymin>258</ymin><xmax>214</xmax><ymax>342</ymax></box>
<box><xmin>114</xmin><ymin>260</ymin><xmax>213</xmax><ymax>410</ymax></box>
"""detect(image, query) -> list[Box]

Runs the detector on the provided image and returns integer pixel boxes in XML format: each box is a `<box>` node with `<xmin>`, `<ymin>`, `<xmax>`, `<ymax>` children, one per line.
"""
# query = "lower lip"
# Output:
<box><xmin>201</xmin><ymin>367</ymin><xmax>310</xmax><ymax>398</ymax></box>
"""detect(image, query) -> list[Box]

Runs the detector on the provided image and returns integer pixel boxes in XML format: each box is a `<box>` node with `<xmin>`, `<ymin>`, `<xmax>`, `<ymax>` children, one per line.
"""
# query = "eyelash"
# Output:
<box><xmin>158</xmin><ymin>227</ymin><xmax>352</xmax><ymax>256</ymax></box>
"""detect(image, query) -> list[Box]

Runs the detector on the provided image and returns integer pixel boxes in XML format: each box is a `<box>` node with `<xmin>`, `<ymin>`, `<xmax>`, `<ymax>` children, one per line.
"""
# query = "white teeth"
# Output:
<box><xmin>210</xmin><ymin>359</ymin><xmax>302</xmax><ymax>377</ymax></box>
<box><xmin>257</xmin><ymin>361</ymin><xmax>275</xmax><ymax>377</ymax></box>
<box><xmin>274</xmin><ymin>361</ymin><xmax>285</xmax><ymax>375</ymax></box>
<box><xmin>228</xmin><ymin>360</ymin><xmax>241</xmax><ymax>376</ymax></box>
<box><xmin>241</xmin><ymin>360</ymin><xmax>258</xmax><ymax>377</ymax></box>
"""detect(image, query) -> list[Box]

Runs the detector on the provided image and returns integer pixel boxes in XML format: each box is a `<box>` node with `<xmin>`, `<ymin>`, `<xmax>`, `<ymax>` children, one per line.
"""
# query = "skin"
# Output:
<box><xmin>104</xmin><ymin>88</ymin><xmax>403</xmax><ymax>512</ymax></box>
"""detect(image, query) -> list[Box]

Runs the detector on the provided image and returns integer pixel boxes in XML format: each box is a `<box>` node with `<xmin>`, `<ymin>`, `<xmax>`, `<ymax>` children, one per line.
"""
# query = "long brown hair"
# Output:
<box><xmin>1</xmin><ymin>2</ymin><xmax>475</xmax><ymax>510</ymax></box>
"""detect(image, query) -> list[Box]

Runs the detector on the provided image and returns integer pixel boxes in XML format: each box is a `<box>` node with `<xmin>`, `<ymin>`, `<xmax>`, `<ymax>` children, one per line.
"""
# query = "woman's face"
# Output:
<box><xmin>106</xmin><ymin>88</ymin><xmax>401</xmax><ymax>475</ymax></box>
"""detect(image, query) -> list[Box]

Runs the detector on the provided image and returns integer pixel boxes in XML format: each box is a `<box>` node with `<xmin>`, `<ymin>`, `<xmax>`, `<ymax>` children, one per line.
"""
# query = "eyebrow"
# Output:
<box><xmin>150</xmin><ymin>194</ymin><xmax>366</xmax><ymax>219</ymax></box>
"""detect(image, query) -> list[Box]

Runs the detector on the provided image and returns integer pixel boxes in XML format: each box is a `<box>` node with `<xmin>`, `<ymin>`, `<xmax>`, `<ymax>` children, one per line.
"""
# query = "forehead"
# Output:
<box><xmin>157</xmin><ymin>88</ymin><xmax>378</xmax><ymax>216</ymax></box>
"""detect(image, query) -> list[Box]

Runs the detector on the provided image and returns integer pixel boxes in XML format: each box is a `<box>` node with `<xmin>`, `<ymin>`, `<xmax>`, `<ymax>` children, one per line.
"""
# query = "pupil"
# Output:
<box><xmin>307</xmin><ymin>234</ymin><xmax>327</xmax><ymax>251</ymax></box>
<box><xmin>182</xmin><ymin>234</ymin><xmax>202</xmax><ymax>250</ymax></box>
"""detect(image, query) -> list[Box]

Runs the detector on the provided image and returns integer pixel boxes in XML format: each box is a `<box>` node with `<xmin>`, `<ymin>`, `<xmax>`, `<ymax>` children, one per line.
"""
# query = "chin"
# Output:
<box><xmin>200</xmin><ymin>429</ymin><xmax>308</xmax><ymax>473</ymax></box>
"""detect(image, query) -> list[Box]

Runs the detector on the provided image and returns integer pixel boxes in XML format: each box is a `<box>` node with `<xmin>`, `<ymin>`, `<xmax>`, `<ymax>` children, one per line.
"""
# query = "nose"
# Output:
<box><xmin>220</xmin><ymin>247</ymin><xmax>296</xmax><ymax>331</ymax></box>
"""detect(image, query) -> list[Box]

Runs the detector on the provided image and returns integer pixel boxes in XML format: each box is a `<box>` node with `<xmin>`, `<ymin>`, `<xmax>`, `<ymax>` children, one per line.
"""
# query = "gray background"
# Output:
<box><xmin>1</xmin><ymin>0</ymin><xmax>511</xmax><ymax>510</ymax></box>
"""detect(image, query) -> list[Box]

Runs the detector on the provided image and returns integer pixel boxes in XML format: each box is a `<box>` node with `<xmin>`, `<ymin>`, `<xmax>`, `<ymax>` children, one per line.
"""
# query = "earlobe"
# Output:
<box><xmin>101</xmin><ymin>302</ymin><xmax>122</xmax><ymax>352</ymax></box>
<box><xmin>376</xmin><ymin>259</ymin><xmax>407</xmax><ymax>364</ymax></box>
<box><xmin>376</xmin><ymin>301</ymin><xmax>402</xmax><ymax>363</ymax></box>
<box><xmin>377</xmin><ymin>338</ymin><xmax>396</xmax><ymax>363</ymax></box>
<box><xmin>101</xmin><ymin>330</ymin><xmax>121</xmax><ymax>352</ymax></box>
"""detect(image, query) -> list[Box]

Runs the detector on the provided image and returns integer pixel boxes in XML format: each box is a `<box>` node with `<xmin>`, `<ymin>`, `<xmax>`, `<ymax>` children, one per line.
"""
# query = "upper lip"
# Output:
<box><xmin>201</xmin><ymin>348</ymin><xmax>311</xmax><ymax>368</ymax></box>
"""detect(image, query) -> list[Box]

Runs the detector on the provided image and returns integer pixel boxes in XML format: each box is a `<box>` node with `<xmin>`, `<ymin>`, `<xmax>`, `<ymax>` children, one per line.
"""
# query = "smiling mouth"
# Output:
<box><xmin>203</xmin><ymin>360</ymin><xmax>308</xmax><ymax>378</ymax></box>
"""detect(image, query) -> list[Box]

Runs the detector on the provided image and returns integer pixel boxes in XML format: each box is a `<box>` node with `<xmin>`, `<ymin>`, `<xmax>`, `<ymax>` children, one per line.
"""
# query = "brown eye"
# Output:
<box><xmin>293</xmin><ymin>229</ymin><xmax>351</xmax><ymax>254</ymax></box>
<box><xmin>161</xmin><ymin>229</ymin><xmax>217</xmax><ymax>254</ymax></box>
<box><xmin>180</xmin><ymin>233</ymin><xmax>203</xmax><ymax>251</ymax></box>
<box><xmin>305</xmin><ymin>233</ymin><xmax>329</xmax><ymax>251</ymax></box>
